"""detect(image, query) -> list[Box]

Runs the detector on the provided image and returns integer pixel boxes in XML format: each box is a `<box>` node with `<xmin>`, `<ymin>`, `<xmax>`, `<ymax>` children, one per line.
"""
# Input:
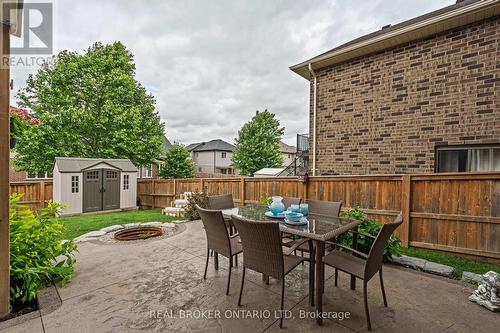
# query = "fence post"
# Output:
<box><xmin>400</xmin><ymin>175</ymin><xmax>411</xmax><ymax>247</ymax></box>
<box><xmin>173</xmin><ymin>179</ymin><xmax>177</xmax><ymax>196</ymax></box>
<box><xmin>200</xmin><ymin>178</ymin><xmax>204</xmax><ymax>193</ymax></box>
<box><xmin>151</xmin><ymin>179</ymin><xmax>156</xmax><ymax>209</ymax></box>
<box><xmin>40</xmin><ymin>181</ymin><xmax>45</xmax><ymax>208</ymax></box>
<box><xmin>240</xmin><ymin>177</ymin><xmax>245</xmax><ymax>207</ymax></box>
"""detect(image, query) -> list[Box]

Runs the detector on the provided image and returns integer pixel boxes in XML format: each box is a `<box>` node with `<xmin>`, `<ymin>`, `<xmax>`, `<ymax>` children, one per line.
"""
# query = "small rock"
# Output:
<box><xmin>81</xmin><ymin>230</ymin><xmax>107</xmax><ymax>238</ymax></box>
<box><xmin>100</xmin><ymin>225</ymin><xmax>125</xmax><ymax>233</ymax></box>
<box><xmin>462</xmin><ymin>271</ymin><xmax>482</xmax><ymax>284</ymax></box>
<box><xmin>423</xmin><ymin>261</ymin><xmax>454</xmax><ymax>277</ymax></box>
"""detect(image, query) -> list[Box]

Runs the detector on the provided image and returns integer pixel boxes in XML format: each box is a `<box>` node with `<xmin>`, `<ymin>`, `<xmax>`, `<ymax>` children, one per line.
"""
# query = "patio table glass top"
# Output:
<box><xmin>222</xmin><ymin>205</ymin><xmax>362</xmax><ymax>242</ymax></box>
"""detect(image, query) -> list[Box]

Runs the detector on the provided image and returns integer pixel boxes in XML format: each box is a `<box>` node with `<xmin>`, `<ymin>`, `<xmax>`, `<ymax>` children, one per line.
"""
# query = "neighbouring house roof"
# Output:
<box><xmin>253</xmin><ymin>168</ymin><xmax>286</xmax><ymax>177</ymax></box>
<box><xmin>186</xmin><ymin>139</ymin><xmax>235</xmax><ymax>152</ymax></box>
<box><xmin>54</xmin><ymin>157</ymin><xmax>138</xmax><ymax>173</ymax></box>
<box><xmin>290</xmin><ymin>0</ymin><xmax>500</xmax><ymax>79</ymax></box>
<box><xmin>279</xmin><ymin>141</ymin><xmax>297</xmax><ymax>154</ymax></box>
<box><xmin>162</xmin><ymin>136</ymin><xmax>172</xmax><ymax>151</ymax></box>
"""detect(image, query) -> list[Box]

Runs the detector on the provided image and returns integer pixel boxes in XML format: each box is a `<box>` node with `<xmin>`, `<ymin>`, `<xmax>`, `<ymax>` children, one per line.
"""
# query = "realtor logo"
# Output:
<box><xmin>4</xmin><ymin>2</ymin><xmax>53</xmax><ymax>54</ymax></box>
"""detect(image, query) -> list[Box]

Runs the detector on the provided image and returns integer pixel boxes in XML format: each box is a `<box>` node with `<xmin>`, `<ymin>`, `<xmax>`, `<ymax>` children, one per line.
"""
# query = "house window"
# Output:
<box><xmin>198</xmin><ymin>167</ymin><xmax>202</xmax><ymax>172</ymax></box>
<box><xmin>123</xmin><ymin>174</ymin><xmax>129</xmax><ymax>190</ymax></box>
<box><xmin>221</xmin><ymin>152</ymin><xmax>227</xmax><ymax>158</ymax></box>
<box><xmin>142</xmin><ymin>165</ymin><xmax>152</xmax><ymax>178</ymax></box>
<box><xmin>436</xmin><ymin>145</ymin><xmax>500</xmax><ymax>172</ymax></box>
<box><xmin>27</xmin><ymin>171</ymin><xmax>53</xmax><ymax>179</ymax></box>
<box><xmin>71</xmin><ymin>176</ymin><xmax>79</xmax><ymax>193</ymax></box>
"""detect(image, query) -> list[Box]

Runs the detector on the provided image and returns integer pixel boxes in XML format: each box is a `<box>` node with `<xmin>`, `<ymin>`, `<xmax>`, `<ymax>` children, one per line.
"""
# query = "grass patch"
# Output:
<box><xmin>400</xmin><ymin>247</ymin><xmax>500</xmax><ymax>279</ymax></box>
<box><xmin>60</xmin><ymin>209</ymin><xmax>180</xmax><ymax>239</ymax></box>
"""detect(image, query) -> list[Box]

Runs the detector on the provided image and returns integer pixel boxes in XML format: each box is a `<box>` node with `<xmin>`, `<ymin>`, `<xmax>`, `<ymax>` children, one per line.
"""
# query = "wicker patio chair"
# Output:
<box><xmin>322</xmin><ymin>213</ymin><xmax>403</xmax><ymax>331</ymax></box>
<box><xmin>208</xmin><ymin>194</ymin><xmax>236</xmax><ymax>234</ymax></box>
<box><xmin>196</xmin><ymin>205</ymin><xmax>242</xmax><ymax>295</ymax></box>
<box><xmin>231</xmin><ymin>215</ymin><xmax>312</xmax><ymax>329</ymax></box>
<box><xmin>305</xmin><ymin>199</ymin><xmax>342</xmax><ymax>217</ymax></box>
<box><xmin>281</xmin><ymin>196</ymin><xmax>302</xmax><ymax>209</ymax></box>
<box><xmin>283</xmin><ymin>200</ymin><xmax>342</xmax><ymax>257</ymax></box>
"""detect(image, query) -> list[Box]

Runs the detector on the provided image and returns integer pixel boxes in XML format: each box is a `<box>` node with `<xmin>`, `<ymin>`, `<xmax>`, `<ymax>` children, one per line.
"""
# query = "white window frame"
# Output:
<box><xmin>436</xmin><ymin>145</ymin><xmax>500</xmax><ymax>172</ymax></box>
<box><xmin>123</xmin><ymin>174</ymin><xmax>130</xmax><ymax>190</ymax></box>
<box><xmin>71</xmin><ymin>176</ymin><xmax>79</xmax><ymax>193</ymax></box>
<box><xmin>142</xmin><ymin>164</ymin><xmax>153</xmax><ymax>178</ymax></box>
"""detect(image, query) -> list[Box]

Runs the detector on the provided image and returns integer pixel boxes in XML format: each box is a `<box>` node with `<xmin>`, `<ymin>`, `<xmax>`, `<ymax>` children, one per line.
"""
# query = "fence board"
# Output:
<box><xmin>9</xmin><ymin>172</ymin><xmax>500</xmax><ymax>259</ymax></box>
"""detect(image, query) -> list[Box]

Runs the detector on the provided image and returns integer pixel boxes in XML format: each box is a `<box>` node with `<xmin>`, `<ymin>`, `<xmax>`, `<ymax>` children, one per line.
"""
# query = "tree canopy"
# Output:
<box><xmin>232</xmin><ymin>110</ymin><xmax>284</xmax><ymax>176</ymax></box>
<box><xmin>158</xmin><ymin>144</ymin><xmax>195</xmax><ymax>179</ymax></box>
<box><xmin>15</xmin><ymin>42</ymin><xmax>164</xmax><ymax>173</ymax></box>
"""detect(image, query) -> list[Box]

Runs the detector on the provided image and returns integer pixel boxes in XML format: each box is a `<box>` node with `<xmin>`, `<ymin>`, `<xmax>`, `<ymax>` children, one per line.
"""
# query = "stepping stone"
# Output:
<box><xmin>462</xmin><ymin>271</ymin><xmax>482</xmax><ymax>284</ymax></box>
<box><xmin>423</xmin><ymin>261</ymin><xmax>454</xmax><ymax>277</ymax></box>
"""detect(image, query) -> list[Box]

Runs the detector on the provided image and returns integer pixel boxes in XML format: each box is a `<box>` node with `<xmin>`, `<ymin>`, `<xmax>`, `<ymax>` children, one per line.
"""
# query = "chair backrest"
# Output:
<box><xmin>306</xmin><ymin>199</ymin><xmax>342</xmax><ymax>216</ymax></box>
<box><xmin>282</xmin><ymin>196</ymin><xmax>302</xmax><ymax>209</ymax></box>
<box><xmin>196</xmin><ymin>205</ymin><xmax>231</xmax><ymax>257</ymax></box>
<box><xmin>231</xmin><ymin>215</ymin><xmax>285</xmax><ymax>279</ymax></box>
<box><xmin>207</xmin><ymin>194</ymin><xmax>234</xmax><ymax>210</ymax></box>
<box><xmin>365</xmin><ymin>213</ymin><xmax>403</xmax><ymax>279</ymax></box>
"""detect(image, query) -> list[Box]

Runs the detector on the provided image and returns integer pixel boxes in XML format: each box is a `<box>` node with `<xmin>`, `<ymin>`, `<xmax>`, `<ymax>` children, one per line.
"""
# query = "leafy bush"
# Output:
<box><xmin>184</xmin><ymin>192</ymin><xmax>208</xmax><ymax>220</ymax></box>
<box><xmin>259</xmin><ymin>196</ymin><xmax>272</xmax><ymax>205</ymax></box>
<box><xmin>9</xmin><ymin>194</ymin><xmax>77</xmax><ymax>309</ymax></box>
<box><xmin>339</xmin><ymin>207</ymin><xmax>401</xmax><ymax>262</ymax></box>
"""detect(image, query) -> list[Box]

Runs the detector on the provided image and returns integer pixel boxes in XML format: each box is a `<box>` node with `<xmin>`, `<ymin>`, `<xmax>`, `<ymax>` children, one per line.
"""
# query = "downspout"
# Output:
<box><xmin>308</xmin><ymin>63</ymin><xmax>317</xmax><ymax>176</ymax></box>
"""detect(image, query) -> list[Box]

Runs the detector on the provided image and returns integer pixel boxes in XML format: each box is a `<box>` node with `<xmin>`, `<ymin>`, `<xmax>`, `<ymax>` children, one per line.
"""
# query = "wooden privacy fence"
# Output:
<box><xmin>137</xmin><ymin>173</ymin><xmax>500</xmax><ymax>259</ymax></box>
<box><xmin>8</xmin><ymin>173</ymin><xmax>500</xmax><ymax>259</ymax></box>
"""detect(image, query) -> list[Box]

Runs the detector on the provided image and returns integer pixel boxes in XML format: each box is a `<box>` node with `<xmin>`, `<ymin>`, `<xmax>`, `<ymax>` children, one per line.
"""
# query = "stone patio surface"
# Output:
<box><xmin>2</xmin><ymin>220</ymin><xmax>497</xmax><ymax>333</ymax></box>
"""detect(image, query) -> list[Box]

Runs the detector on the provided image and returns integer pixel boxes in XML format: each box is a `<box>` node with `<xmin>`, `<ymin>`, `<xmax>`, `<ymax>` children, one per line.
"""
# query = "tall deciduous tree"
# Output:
<box><xmin>15</xmin><ymin>42</ymin><xmax>164</xmax><ymax>173</ymax></box>
<box><xmin>159</xmin><ymin>144</ymin><xmax>194</xmax><ymax>179</ymax></box>
<box><xmin>232</xmin><ymin>110</ymin><xmax>284</xmax><ymax>176</ymax></box>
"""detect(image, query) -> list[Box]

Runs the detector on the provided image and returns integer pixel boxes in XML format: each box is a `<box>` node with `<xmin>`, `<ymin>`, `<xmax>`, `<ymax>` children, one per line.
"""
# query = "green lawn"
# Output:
<box><xmin>400</xmin><ymin>247</ymin><xmax>500</xmax><ymax>279</ymax></box>
<box><xmin>60</xmin><ymin>209</ymin><xmax>180</xmax><ymax>239</ymax></box>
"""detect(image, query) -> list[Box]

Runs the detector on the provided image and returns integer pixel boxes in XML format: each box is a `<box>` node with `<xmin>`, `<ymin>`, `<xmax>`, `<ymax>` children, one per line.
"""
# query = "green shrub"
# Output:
<box><xmin>9</xmin><ymin>193</ymin><xmax>77</xmax><ymax>309</ymax></box>
<box><xmin>339</xmin><ymin>207</ymin><xmax>401</xmax><ymax>262</ymax></box>
<box><xmin>184</xmin><ymin>192</ymin><xmax>208</xmax><ymax>220</ymax></box>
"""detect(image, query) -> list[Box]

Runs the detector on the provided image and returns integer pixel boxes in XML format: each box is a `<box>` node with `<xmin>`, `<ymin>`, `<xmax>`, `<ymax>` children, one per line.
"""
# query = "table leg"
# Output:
<box><xmin>308</xmin><ymin>240</ymin><xmax>315</xmax><ymax>306</ymax></box>
<box><xmin>315</xmin><ymin>241</ymin><xmax>325</xmax><ymax>325</ymax></box>
<box><xmin>350</xmin><ymin>226</ymin><xmax>358</xmax><ymax>290</ymax></box>
<box><xmin>214</xmin><ymin>252</ymin><xmax>219</xmax><ymax>270</ymax></box>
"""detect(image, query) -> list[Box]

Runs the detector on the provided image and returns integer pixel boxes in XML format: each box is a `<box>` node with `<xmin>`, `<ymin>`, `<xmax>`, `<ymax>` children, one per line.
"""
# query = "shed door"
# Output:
<box><xmin>82</xmin><ymin>169</ymin><xmax>121</xmax><ymax>212</ymax></box>
<box><xmin>83</xmin><ymin>170</ymin><xmax>102</xmax><ymax>213</ymax></box>
<box><xmin>103</xmin><ymin>170</ymin><xmax>120</xmax><ymax>210</ymax></box>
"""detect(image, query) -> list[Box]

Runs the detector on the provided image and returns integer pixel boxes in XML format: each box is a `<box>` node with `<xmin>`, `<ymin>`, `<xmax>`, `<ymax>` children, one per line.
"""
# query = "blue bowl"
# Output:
<box><xmin>285</xmin><ymin>211</ymin><xmax>304</xmax><ymax>222</ymax></box>
<box><xmin>289</xmin><ymin>204</ymin><xmax>300</xmax><ymax>213</ymax></box>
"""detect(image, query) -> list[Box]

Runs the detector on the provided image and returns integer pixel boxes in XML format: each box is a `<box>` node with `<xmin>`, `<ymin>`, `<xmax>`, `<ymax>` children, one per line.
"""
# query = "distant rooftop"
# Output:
<box><xmin>279</xmin><ymin>141</ymin><xmax>296</xmax><ymax>154</ymax></box>
<box><xmin>186</xmin><ymin>139</ymin><xmax>235</xmax><ymax>152</ymax></box>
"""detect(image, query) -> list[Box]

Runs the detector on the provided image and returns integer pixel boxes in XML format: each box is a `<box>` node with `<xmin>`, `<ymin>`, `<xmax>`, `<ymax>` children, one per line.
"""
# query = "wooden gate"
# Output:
<box><xmin>83</xmin><ymin>169</ymin><xmax>120</xmax><ymax>212</ymax></box>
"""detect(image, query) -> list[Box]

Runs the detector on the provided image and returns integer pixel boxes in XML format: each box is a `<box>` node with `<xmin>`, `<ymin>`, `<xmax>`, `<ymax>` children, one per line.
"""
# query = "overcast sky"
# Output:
<box><xmin>10</xmin><ymin>0</ymin><xmax>452</xmax><ymax>146</ymax></box>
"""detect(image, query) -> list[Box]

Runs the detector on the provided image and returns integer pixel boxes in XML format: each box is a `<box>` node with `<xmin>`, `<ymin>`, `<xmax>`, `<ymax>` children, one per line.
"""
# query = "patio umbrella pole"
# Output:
<box><xmin>0</xmin><ymin>22</ymin><xmax>10</xmax><ymax>319</ymax></box>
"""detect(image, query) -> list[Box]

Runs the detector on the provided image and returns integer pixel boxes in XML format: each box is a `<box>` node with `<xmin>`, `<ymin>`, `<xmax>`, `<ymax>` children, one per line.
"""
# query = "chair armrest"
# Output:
<box><xmin>229</xmin><ymin>233</ymin><xmax>240</xmax><ymax>239</ymax></box>
<box><xmin>324</xmin><ymin>241</ymin><xmax>368</xmax><ymax>258</ymax></box>
<box><xmin>348</xmin><ymin>230</ymin><xmax>376</xmax><ymax>240</ymax></box>
<box><xmin>284</xmin><ymin>239</ymin><xmax>311</xmax><ymax>256</ymax></box>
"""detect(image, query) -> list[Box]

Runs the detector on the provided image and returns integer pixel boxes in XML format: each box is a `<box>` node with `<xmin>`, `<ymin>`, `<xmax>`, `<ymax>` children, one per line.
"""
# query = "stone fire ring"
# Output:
<box><xmin>73</xmin><ymin>221</ymin><xmax>186</xmax><ymax>244</ymax></box>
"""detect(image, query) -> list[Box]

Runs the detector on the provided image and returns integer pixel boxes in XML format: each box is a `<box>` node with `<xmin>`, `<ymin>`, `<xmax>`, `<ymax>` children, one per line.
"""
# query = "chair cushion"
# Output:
<box><xmin>323</xmin><ymin>251</ymin><xmax>366</xmax><ymax>279</ymax></box>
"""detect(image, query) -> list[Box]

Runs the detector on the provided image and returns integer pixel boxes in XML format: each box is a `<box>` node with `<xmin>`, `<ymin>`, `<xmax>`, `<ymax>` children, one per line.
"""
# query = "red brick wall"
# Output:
<box><xmin>310</xmin><ymin>17</ymin><xmax>500</xmax><ymax>175</ymax></box>
<box><xmin>9</xmin><ymin>157</ymin><xmax>27</xmax><ymax>182</ymax></box>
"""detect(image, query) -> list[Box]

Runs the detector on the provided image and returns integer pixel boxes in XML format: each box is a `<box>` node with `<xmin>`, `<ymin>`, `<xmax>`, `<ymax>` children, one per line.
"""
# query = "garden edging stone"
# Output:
<box><xmin>391</xmin><ymin>254</ymin><xmax>454</xmax><ymax>277</ymax></box>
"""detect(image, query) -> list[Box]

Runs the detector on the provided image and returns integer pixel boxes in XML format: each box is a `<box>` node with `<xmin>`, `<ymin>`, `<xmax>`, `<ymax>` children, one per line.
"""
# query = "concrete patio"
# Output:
<box><xmin>2</xmin><ymin>220</ymin><xmax>498</xmax><ymax>333</ymax></box>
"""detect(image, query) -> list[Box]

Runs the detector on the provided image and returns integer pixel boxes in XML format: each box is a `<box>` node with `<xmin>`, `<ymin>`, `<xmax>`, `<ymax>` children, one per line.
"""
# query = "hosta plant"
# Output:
<box><xmin>9</xmin><ymin>193</ymin><xmax>77</xmax><ymax>309</ymax></box>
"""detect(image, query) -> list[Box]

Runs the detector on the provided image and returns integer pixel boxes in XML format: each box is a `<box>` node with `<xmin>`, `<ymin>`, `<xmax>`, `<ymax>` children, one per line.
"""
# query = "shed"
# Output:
<box><xmin>253</xmin><ymin>168</ymin><xmax>286</xmax><ymax>178</ymax></box>
<box><xmin>53</xmin><ymin>157</ymin><xmax>138</xmax><ymax>216</ymax></box>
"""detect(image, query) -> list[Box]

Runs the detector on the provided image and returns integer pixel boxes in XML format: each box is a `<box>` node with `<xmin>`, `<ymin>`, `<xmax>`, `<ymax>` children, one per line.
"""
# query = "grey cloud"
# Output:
<box><xmin>11</xmin><ymin>0</ymin><xmax>452</xmax><ymax>146</ymax></box>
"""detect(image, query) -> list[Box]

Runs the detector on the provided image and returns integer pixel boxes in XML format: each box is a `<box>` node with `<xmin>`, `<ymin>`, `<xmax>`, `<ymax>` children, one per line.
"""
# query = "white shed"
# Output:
<box><xmin>253</xmin><ymin>168</ymin><xmax>286</xmax><ymax>178</ymax></box>
<box><xmin>53</xmin><ymin>157</ymin><xmax>138</xmax><ymax>216</ymax></box>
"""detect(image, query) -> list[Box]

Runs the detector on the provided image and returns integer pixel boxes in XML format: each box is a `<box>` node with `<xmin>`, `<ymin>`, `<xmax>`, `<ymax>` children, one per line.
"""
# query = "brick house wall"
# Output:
<box><xmin>310</xmin><ymin>16</ymin><xmax>499</xmax><ymax>175</ymax></box>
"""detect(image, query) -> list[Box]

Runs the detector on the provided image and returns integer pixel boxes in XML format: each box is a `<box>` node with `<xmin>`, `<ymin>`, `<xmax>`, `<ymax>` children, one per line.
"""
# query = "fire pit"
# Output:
<box><xmin>114</xmin><ymin>226</ymin><xmax>163</xmax><ymax>241</ymax></box>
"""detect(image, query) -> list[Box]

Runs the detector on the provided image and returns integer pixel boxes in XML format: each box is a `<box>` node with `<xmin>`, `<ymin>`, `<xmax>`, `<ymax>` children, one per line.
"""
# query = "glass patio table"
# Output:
<box><xmin>222</xmin><ymin>205</ymin><xmax>363</xmax><ymax>325</ymax></box>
